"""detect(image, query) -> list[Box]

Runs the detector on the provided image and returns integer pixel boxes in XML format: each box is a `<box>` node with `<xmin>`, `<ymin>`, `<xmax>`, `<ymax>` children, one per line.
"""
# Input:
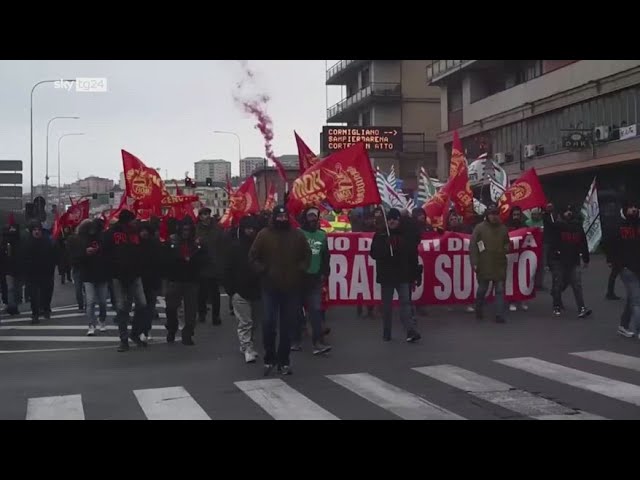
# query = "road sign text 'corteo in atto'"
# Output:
<box><xmin>322</xmin><ymin>127</ymin><xmax>403</xmax><ymax>153</ymax></box>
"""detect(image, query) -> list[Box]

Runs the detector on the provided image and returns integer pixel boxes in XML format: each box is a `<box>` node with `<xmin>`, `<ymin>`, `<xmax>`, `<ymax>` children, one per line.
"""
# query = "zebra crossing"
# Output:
<box><xmin>13</xmin><ymin>348</ymin><xmax>640</xmax><ymax>420</ymax></box>
<box><xmin>0</xmin><ymin>300</ymin><xmax>169</xmax><ymax>349</ymax></box>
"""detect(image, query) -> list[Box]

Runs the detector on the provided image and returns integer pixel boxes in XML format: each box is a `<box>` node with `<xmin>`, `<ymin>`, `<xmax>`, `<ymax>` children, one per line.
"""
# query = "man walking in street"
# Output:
<box><xmin>293</xmin><ymin>207</ymin><xmax>332</xmax><ymax>355</ymax></box>
<box><xmin>103</xmin><ymin>210</ymin><xmax>148</xmax><ymax>352</ymax></box>
<box><xmin>470</xmin><ymin>205</ymin><xmax>510</xmax><ymax>324</ymax></box>
<box><xmin>369</xmin><ymin>208</ymin><xmax>421</xmax><ymax>342</ymax></box>
<box><xmin>249</xmin><ymin>205</ymin><xmax>311</xmax><ymax>376</ymax></box>
<box><xmin>196</xmin><ymin>207</ymin><xmax>226</xmax><ymax>325</ymax></box>
<box><xmin>548</xmin><ymin>204</ymin><xmax>592</xmax><ymax>318</ymax></box>
<box><xmin>606</xmin><ymin>198</ymin><xmax>640</xmax><ymax>337</ymax></box>
<box><xmin>139</xmin><ymin>222</ymin><xmax>163</xmax><ymax>341</ymax></box>
<box><xmin>75</xmin><ymin>219</ymin><xmax>109</xmax><ymax>336</ymax></box>
<box><xmin>526</xmin><ymin>207</ymin><xmax>546</xmax><ymax>291</ymax></box>
<box><xmin>22</xmin><ymin>221</ymin><xmax>58</xmax><ymax>324</ymax></box>
<box><xmin>224</xmin><ymin>215</ymin><xmax>261</xmax><ymax>363</ymax></box>
<box><xmin>164</xmin><ymin>218</ymin><xmax>205</xmax><ymax>346</ymax></box>
<box><xmin>1</xmin><ymin>222</ymin><xmax>22</xmax><ymax>316</ymax></box>
<box><xmin>506</xmin><ymin>206</ymin><xmax>529</xmax><ymax>312</ymax></box>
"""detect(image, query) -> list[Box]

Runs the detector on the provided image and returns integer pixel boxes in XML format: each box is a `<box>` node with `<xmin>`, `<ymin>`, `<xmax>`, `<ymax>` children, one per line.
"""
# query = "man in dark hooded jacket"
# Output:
<box><xmin>103</xmin><ymin>210</ymin><xmax>148</xmax><ymax>352</ymax></box>
<box><xmin>224</xmin><ymin>215</ymin><xmax>262</xmax><ymax>363</ymax></box>
<box><xmin>195</xmin><ymin>207</ymin><xmax>226</xmax><ymax>325</ymax></box>
<box><xmin>1</xmin><ymin>223</ymin><xmax>22</xmax><ymax>315</ymax></box>
<box><xmin>139</xmin><ymin>222</ymin><xmax>163</xmax><ymax>338</ymax></box>
<box><xmin>370</xmin><ymin>208</ymin><xmax>421</xmax><ymax>343</ymax></box>
<box><xmin>164</xmin><ymin>218</ymin><xmax>206</xmax><ymax>346</ymax></box>
<box><xmin>249</xmin><ymin>205</ymin><xmax>311</xmax><ymax>376</ymax></box>
<box><xmin>75</xmin><ymin>218</ymin><xmax>110</xmax><ymax>335</ymax></box>
<box><xmin>22</xmin><ymin>221</ymin><xmax>58</xmax><ymax>324</ymax></box>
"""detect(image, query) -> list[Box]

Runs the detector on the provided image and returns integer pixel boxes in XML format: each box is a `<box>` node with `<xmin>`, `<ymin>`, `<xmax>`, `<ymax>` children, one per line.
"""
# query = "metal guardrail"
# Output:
<box><xmin>327</xmin><ymin>82</ymin><xmax>401</xmax><ymax>120</ymax></box>
<box><xmin>326</xmin><ymin>60</ymin><xmax>360</xmax><ymax>81</ymax></box>
<box><xmin>425</xmin><ymin>60</ymin><xmax>471</xmax><ymax>82</ymax></box>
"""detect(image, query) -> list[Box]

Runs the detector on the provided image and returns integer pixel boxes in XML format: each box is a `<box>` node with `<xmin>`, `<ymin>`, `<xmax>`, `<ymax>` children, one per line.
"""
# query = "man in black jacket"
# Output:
<box><xmin>139</xmin><ymin>222</ymin><xmax>163</xmax><ymax>340</ymax></box>
<box><xmin>75</xmin><ymin>219</ymin><xmax>110</xmax><ymax>336</ymax></box>
<box><xmin>103</xmin><ymin>210</ymin><xmax>148</xmax><ymax>352</ymax></box>
<box><xmin>164</xmin><ymin>218</ymin><xmax>206</xmax><ymax>346</ymax></box>
<box><xmin>195</xmin><ymin>207</ymin><xmax>226</xmax><ymax>325</ymax></box>
<box><xmin>506</xmin><ymin>206</ymin><xmax>529</xmax><ymax>313</ymax></box>
<box><xmin>1</xmin><ymin>223</ymin><xmax>22</xmax><ymax>315</ymax></box>
<box><xmin>548</xmin><ymin>205</ymin><xmax>592</xmax><ymax>318</ymax></box>
<box><xmin>224</xmin><ymin>215</ymin><xmax>261</xmax><ymax>363</ymax></box>
<box><xmin>22</xmin><ymin>221</ymin><xmax>58</xmax><ymax>324</ymax></box>
<box><xmin>369</xmin><ymin>208</ymin><xmax>421</xmax><ymax>342</ymax></box>
<box><xmin>606</xmin><ymin>198</ymin><xmax>640</xmax><ymax>338</ymax></box>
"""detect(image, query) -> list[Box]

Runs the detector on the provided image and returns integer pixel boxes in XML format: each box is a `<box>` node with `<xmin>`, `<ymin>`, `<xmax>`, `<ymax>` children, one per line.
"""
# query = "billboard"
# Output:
<box><xmin>322</xmin><ymin>127</ymin><xmax>403</xmax><ymax>153</ymax></box>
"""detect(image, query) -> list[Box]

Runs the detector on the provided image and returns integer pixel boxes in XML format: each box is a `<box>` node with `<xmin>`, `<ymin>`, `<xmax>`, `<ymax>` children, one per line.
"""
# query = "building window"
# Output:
<box><xmin>361</xmin><ymin>67</ymin><xmax>370</xmax><ymax>89</ymax></box>
<box><xmin>361</xmin><ymin>110</ymin><xmax>371</xmax><ymax>127</ymax></box>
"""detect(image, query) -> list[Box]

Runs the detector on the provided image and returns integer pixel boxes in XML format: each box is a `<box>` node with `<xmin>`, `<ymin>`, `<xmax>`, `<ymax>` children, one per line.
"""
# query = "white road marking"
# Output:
<box><xmin>0</xmin><ymin>346</ymin><xmax>115</xmax><ymax>354</ymax></box>
<box><xmin>328</xmin><ymin>373</ymin><xmax>464</xmax><ymax>420</ymax></box>
<box><xmin>571</xmin><ymin>350</ymin><xmax>640</xmax><ymax>373</ymax></box>
<box><xmin>0</xmin><ymin>325</ymin><xmax>167</xmax><ymax>331</ymax></box>
<box><xmin>134</xmin><ymin>386</ymin><xmax>211</xmax><ymax>420</ymax></box>
<box><xmin>0</xmin><ymin>336</ymin><xmax>156</xmax><ymax>343</ymax></box>
<box><xmin>496</xmin><ymin>357</ymin><xmax>640</xmax><ymax>407</ymax></box>
<box><xmin>235</xmin><ymin>379</ymin><xmax>338</xmax><ymax>420</ymax></box>
<box><xmin>26</xmin><ymin>394</ymin><xmax>85</xmax><ymax>420</ymax></box>
<box><xmin>413</xmin><ymin>364</ymin><xmax>605</xmax><ymax>420</ymax></box>
<box><xmin>1</xmin><ymin>312</ymin><xmax>166</xmax><ymax>324</ymax></box>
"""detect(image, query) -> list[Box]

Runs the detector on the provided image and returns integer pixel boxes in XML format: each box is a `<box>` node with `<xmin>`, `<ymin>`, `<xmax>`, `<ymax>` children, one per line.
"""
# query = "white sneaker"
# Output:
<box><xmin>509</xmin><ymin>304</ymin><xmax>517</xmax><ymax>312</ymax></box>
<box><xmin>87</xmin><ymin>326</ymin><xmax>96</xmax><ymax>336</ymax></box>
<box><xmin>244</xmin><ymin>350</ymin><xmax>258</xmax><ymax>363</ymax></box>
<box><xmin>98</xmin><ymin>322</ymin><xmax>107</xmax><ymax>332</ymax></box>
<box><xmin>521</xmin><ymin>304</ymin><xmax>529</xmax><ymax>312</ymax></box>
<box><xmin>139</xmin><ymin>333</ymin><xmax>148</xmax><ymax>343</ymax></box>
<box><xmin>465</xmin><ymin>306</ymin><xmax>475</xmax><ymax>313</ymax></box>
<box><xmin>146</xmin><ymin>334</ymin><xmax>153</xmax><ymax>342</ymax></box>
<box><xmin>617</xmin><ymin>326</ymin><xmax>634</xmax><ymax>338</ymax></box>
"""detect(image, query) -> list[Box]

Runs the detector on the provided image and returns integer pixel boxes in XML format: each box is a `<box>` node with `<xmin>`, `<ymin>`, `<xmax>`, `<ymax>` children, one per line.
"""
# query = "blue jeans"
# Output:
<box><xmin>72</xmin><ymin>267</ymin><xmax>85</xmax><ymax>308</ymax></box>
<box><xmin>84</xmin><ymin>282</ymin><xmax>108</xmax><ymax>327</ymax></box>
<box><xmin>262</xmin><ymin>289</ymin><xmax>298</xmax><ymax>367</ymax></box>
<box><xmin>476</xmin><ymin>280</ymin><xmax>506</xmax><ymax>319</ymax></box>
<box><xmin>381</xmin><ymin>283</ymin><xmax>416</xmax><ymax>336</ymax></box>
<box><xmin>293</xmin><ymin>277</ymin><xmax>323</xmax><ymax>345</ymax></box>
<box><xmin>620</xmin><ymin>268</ymin><xmax>640</xmax><ymax>334</ymax></box>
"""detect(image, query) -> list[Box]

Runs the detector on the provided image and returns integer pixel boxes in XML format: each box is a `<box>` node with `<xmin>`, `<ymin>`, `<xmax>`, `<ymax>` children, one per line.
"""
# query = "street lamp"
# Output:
<box><xmin>213</xmin><ymin>130</ymin><xmax>242</xmax><ymax>163</ymax></box>
<box><xmin>57</xmin><ymin>133</ymin><xmax>84</xmax><ymax>207</ymax></box>
<box><xmin>30</xmin><ymin>78</ymin><xmax>75</xmax><ymax>199</ymax></box>
<box><xmin>46</xmin><ymin>116</ymin><xmax>79</xmax><ymax>199</ymax></box>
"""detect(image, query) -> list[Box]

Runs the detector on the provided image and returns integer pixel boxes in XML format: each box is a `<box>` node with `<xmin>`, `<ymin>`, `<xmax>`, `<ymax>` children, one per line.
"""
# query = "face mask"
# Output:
<box><xmin>274</xmin><ymin>219</ymin><xmax>289</xmax><ymax>230</ymax></box>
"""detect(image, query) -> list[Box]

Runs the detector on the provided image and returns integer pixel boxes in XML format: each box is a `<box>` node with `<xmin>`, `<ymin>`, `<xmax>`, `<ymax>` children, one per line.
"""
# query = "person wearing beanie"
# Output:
<box><xmin>292</xmin><ymin>207</ymin><xmax>332</xmax><ymax>355</ymax></box>
<box><xmin>21</xmin><ymin>221</ymin><xmax>58</xmax><ymax>324</ymax></box>
<box><xmin>74</xmin><ymin>218</ymin><xmax>110</xmax><ymax>336</ymax></box>
<box><xmin>470</xmin><ymin>204</ymin><xmax>510</xmax><ymax>323</ymax></box>
<box><xmin>223</xmin><ymin>215</ymin><xmax>262</xmax><ymax>363</ymax></box>
<box><xmin>249</xmin><ymin>205</ymin><xmax>311</xmax><ymax>376</ymax></box>
<box><xmin>548</xmin><ymin>204</ymin><xmax>592</xmax><ymax>319</ymax></box>
<box><xmin>369</xmin><ymin>207</ymin><xmax>422</xmax><ymax>342</ymax></box>
<box><xmin>164</xmin><ymin>218</ymin><xmax>206</xmax><ymax>346</ymax></box>
<box><xmin>103</xmin><ymin>209</ymin><xmax>148</xmax><ymax>352</ymax></box>
<box><xmin>606</xmin><ymin>198</ymin><xmax>640</xmax><ymax>338</ymax></box>
<box><xmin>195</xmin><ymin>205</ymin><xmax>226</xmax><ymax>326</ymax></box>
<box><xmin>0</xmin><ymin>222</ymin><xmax>23</xmax><ymax>316</ymax></box>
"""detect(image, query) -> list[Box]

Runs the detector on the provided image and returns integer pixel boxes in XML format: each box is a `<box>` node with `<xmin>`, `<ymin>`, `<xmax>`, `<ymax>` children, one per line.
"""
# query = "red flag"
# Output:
<box><xmin>54</xmin><ymin>199</ymin><xmax>91</xmax><ymax>238</ymax></box>
<box><xmin>52</xmin><ymin>210</ymin><xmax>61</xmax><ymax>239</ymax></box>
<box><xmin>264</xmin><ymin>182</ymin><xmax>276</xmax><ymax>211</ymax></box>
<box><xmin>225</xmin><ymin>175</ymin><xmax>233</xmax><ymax>196</ymax></box>
<box><xmin>173</xmin><ymin>180</ymin><xmax>184</xmax><ymax>196</ymax></box>
<box><xmin>498</xmin><ymin>168</ymin><xmax>547</xmax><ymax>220</ymax></box>
<box><xmin>220</xmin><ymin>176</ymin><xmax>260</xmax><ymax>228</ymax></box>
<box><xmin>122</xmin><ymin>150</ymin><xmax>168</xmax><ymax>215</ymax></box>
<box><xmin>448</xmin><ymin>131</ymin><xmax>475</xmax><ymax>221</ymax></box>
<box><xmin>423</xmin><ymin>183</ymin><xmax>452</xmax><ymax>230</ymax></box>
<box><xmin>294</xmin><ymin>131</ymin><xmax>321</xmax><ymax>174</ymax></box>
<box><xmin>286</xmin><ymin>142</ymin><xmax>381</xmax><ymax>217</ymax></box>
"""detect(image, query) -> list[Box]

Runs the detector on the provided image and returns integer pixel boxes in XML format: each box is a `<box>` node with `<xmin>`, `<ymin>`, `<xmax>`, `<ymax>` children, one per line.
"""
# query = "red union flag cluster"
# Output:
<box><xmin>52</xmin><ymin>198</ymin><xmax>91</xmax><ymax>238</ymax></box>
<box><xmin>219</xmin><ymin>176</ymin><xmax>260</xmax><ymax>228</ymax></box>
<box><xmin>498</xmin><ymin>168</ymin><xmax>547</xmax><ymax>220</ymax></box>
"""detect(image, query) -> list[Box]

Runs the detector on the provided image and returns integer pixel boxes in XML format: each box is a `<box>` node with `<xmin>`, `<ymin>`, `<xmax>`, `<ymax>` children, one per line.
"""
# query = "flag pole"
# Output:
<box><xmin>380</xmin><ymin>205</ymin><xmax>394</xmax><ymax>257</ymax></box>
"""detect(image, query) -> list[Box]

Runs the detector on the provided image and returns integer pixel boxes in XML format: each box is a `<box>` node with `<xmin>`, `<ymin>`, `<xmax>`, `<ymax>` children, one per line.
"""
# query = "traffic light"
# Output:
<box><xmin>185</xmin><ymin>176</ymin><xmax>193</xmax><ymax>188</ymax></box>
<box><xmin>109</xmin><ymin>192</ymin><xmax>114</xmax><ymax>199</ymax></box>
<box><xmin>92</xmin><ymin>193</ymin><xmax>98</xmax><ymax>200</ymax></box>
<box><xmin>206</xmin><ymin>177</ymin><xmax>213</xmax><ymax>187</ymax></box>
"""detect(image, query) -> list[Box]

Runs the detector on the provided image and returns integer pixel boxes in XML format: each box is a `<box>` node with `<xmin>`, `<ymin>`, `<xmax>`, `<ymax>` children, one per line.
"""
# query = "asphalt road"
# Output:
<box><xmin>1</xmin><ymin>255</ymin><xmax>639</xmax><ymax>420</ymax></box>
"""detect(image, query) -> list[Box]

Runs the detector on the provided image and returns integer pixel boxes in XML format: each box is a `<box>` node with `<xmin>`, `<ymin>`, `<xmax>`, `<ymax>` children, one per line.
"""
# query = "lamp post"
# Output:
<box><xmin>46</xmin><ymin>116</ymin><xmax>79</xmax><ymax>199</ymax></box>
<box><xmin>57</xmin><ymin>133</ymin><xmax>84</xmax><ymax>208</ymax></box>
<box><xmin>30</xmin><ymin>79</ymin><xmax>75</xmax><ymax>199</ymax></box>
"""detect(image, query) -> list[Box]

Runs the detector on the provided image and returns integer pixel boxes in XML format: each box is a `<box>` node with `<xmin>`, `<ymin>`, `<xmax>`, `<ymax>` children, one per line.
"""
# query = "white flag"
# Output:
<box><xmin>581</xmin><ymin>176</ymin><xmax>602</xmax><ymax>253</ymax></box>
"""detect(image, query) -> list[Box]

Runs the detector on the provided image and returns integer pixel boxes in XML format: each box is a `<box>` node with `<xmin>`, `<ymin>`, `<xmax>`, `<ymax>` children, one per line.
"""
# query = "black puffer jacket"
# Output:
<box><xmin>0</xmin><ymin>226</ymin><xmax>22</xmax><ymax>276</ymax></box>
<box><xmin>139</xmin><ymin>223</ymin><xmax>163</xmax><ymax>290</ymax></box>
<box><xmin>548</xmin><ymin>219</ymin><xmax>590</xmax><ymax>267</ymax></box>
<box><xmin>370</xmin><ymin>225</ymin><xmax>420</xmax><ymax>285</ymax></box>
<box><xmin>224</xmin><ymin>216</ymin><xmax>261</xmax><ymax>301</ymax></box>
<box><xmin>22</xmin><ymin>235</ymin><xmax>58</xmax><ymax>280</ymax></box>
<box><xmin>103</xmin><ymin>222</ymin><xmax>143</xmax><ymax>282</ymax></box>
<box><xmin>164</xmin><ymin>227</ymin><xmax>206</xmax><ymax>283</ymax></box>
<box><xmin>606</xmin><ymin>216</ymin><xmax>640</xmax><ymax>275</ymax></box>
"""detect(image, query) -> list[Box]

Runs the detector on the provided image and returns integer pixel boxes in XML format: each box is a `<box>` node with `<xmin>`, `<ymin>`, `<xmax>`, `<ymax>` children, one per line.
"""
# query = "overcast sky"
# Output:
<box><xmin>0</xmin><ymin>60</ymin><xmax>344</xmax><ymax>191</ymax></box>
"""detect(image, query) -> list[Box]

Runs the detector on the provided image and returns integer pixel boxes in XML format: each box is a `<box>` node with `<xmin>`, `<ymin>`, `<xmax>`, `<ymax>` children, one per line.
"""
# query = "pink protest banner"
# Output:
<box><xmin>326</xmin><ymin>228</ymin><xmax>543</xmax><ymax>306</ymax></box>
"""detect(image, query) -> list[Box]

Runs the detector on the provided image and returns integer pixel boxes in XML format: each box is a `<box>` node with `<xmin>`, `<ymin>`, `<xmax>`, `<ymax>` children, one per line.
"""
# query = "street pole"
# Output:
<box><xmin>46</xmin><ymin>116</ymin><xmax>79</xmax><ymax>200</ymax></box>
<box><xmin>30</xmin><ymin>79</ymin><xmax>75</xmax><ymax>199</ymax></box>
<box><xmin>57</xmin><ymin>133</ymin><xmax>84</xmax><ymax>208</ymax></box>
<box><xmin>213</xmin><ymin>130</ymin><xmax>242</xmax><ymax>174</ymax></box>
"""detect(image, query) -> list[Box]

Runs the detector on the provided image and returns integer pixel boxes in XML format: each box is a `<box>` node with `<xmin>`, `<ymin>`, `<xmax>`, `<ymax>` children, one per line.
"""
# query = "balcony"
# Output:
<box><xmin>326</xmin><ymin>60</ymin><xmax>368</xmax><ymax>85</ymax></box>
<box><xmin>326</xmin><ymin>82</ymin><xmax>402</xmax><ymax>122</ymax></box>
<box><xmin>426</xmin><ymin>60</ymin><xmax>477</xmax><ymax>84</ymax></box>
